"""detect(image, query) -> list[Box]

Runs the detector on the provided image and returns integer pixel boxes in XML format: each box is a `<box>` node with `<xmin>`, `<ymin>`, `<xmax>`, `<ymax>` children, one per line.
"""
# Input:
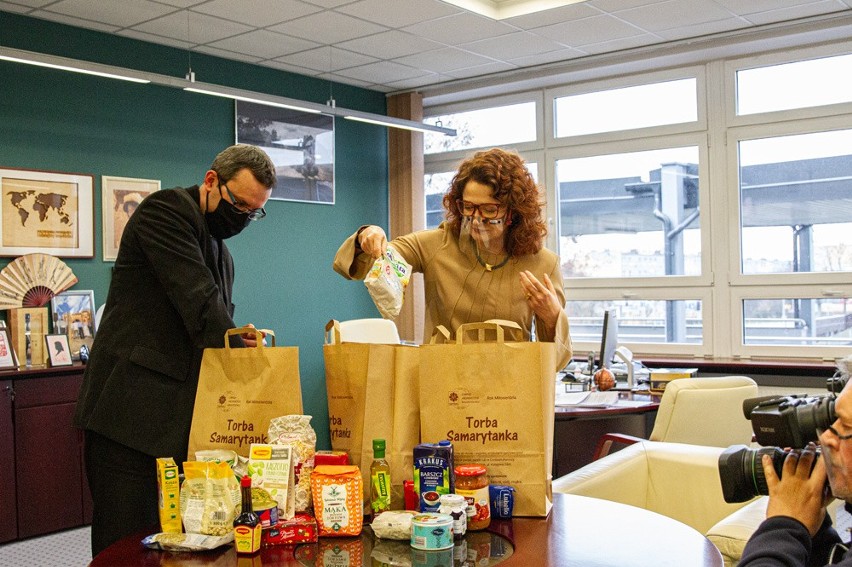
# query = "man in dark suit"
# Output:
<box><xmin>74</xmin><ymin>144</ymin><xmax>276</xmax><ymax>556</ymax></box>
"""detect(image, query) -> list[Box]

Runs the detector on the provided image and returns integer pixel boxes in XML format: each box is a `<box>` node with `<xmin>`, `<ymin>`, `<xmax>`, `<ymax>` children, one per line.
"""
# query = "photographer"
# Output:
<box><xmin>740</xmin><ymin>380</ymin><xmax>852</xmax><ymax>566</ymax></box>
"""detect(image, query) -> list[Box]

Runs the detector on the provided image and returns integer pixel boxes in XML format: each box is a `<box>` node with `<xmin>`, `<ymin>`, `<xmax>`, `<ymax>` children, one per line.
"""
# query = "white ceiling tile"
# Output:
<box><xmin>116</xmin><ymin>28</ymin><xmax>195</xmax><ymax>49</ymax></box>
<box><xmin>131</xmin><ymin>10</ymin><xmax>253</xmax><ymax>44</ymax></box>
<box><xmin>42</xmin><ymin>0</ymin><xmax>176</xmax><ymax>28</ymax></box>
<box><xmin>334</xmin><ymin>60</ymin><xmax>430</xmax><ymax>83</ymax></box>
<box><xmin>304</xmin><ymin>0</ymin><xmax>354</xmax><ymax>8</ymax></box>
<box><xmin>262</xmin><ymin>59</ymin><xmax>320</xmax><ymax>76</ymax></box>
<box><xmin>588</xmin><ymin>0</ymin><xmax>670</xmax><ymax>12</ymax></box>
<box><xmin>615</xmin><ymin>0</ymin><xmax>735</xmax><ymax>32</ymax></box>
<box><xmin>504</xmin><ymin>2</ymin><xmax>602</xmax><ymax>29</ymax></box>
<box><xmin>655</xmin><ymin>16</ymin><xmax>750</xmax><ymax>41</ymax></box>
<box><xmin>0</xmin><ymin>1</ymin><xmax>31</xmax><ymax>11</ymax></box>
<box><xmin>535</xmin><ymin>14</ymin><xmax>644</xmax><ymax>46</ymax></box>
<box><xmin>319</xmin><ymin>72</ymin><xmax>375</xmax><ymax>89</ymax></box>
<box><xmin>394</xmin><ymin>47</ymin><xmax>496</xmax><ymax>73</ymax></box>
<box><xmin>192</xmin><ymin>44</ymin><xmax>264</xmax><ymax>63</ymax></box>
<box><xmin>402</xmin><ymin>12</ymin><xmax>518</xmax><ymax>45</ymax></box>
<box><xmin>337</xmin><ymin>0</ymin><xmax>460</xmax><ymax>28</ymax></box>
<box><xmin>506</xmin><ymin>46</ymin><xmax>587</xmax><ymax>67</ymax></box>
<box><xmin>3</xmin><ymin>0</ymin><xmax>64</xmax><ymax>7</ymax></box>
<box><xmin>337</xmin><ymin>30</ymin><xmax>444</xmax><ymax>59</ymax></box>
<box><xmin>150</xmin><ymin>0</ymin><xmax>202</xmax><ymax>7</ymax></box>
<box><xmin>712</xmin><ymin>0</ymin><xmax>827</xmax><ymax>15</ymax></box>
<box><xmin>385</xmin><ymin>72</ymin><xmax>452</xmax><ymax>90</ymax></box>
<box><xmin>744</xmin><ymin>0</ymin><xmax>850</xmax><ymax>24</ymax></box>
<box><xmin>27</xmin><ymin>10</ymin><xmax>121</xmax><ymax>31</ymax></box>
<box><xmin>442</xmin><ymin>60</ymin><xmax>516</xmax><ymax>79</ymax></box>
<box><xmin>269</xmin><ymin>11</ymin><xmax>387</xmax><ymax>43</ymax></box>
<box><xmin>190</xmin><ymin>0</ymin><xmax>322</xmax><ymax>27</ymax></box>
<box><xmin>575</xmin><ymin>33</ymin><xmax>661</xmax><ymax>55</ymax></box>
<box><xmin>461</xmin><ymin>31</ymin><xmax>566</xmax><ymax>59</ymax></box>
<box><xmin>208</xmin><ymin>29</ymin><xmax>320</xmax><ymax>59</ymax></box>
<box><xmin>278</xmin><ymin>47</ymin><xmax>378</xmax><ymax>72</ymax></box>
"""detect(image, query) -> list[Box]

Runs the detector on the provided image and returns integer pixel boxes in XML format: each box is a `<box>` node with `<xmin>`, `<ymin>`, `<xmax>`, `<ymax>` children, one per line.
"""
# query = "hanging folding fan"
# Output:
<box><xmin>0</xmin><ymin>253</ymin><xmax>78</xmax><ymax>309</ymax></box>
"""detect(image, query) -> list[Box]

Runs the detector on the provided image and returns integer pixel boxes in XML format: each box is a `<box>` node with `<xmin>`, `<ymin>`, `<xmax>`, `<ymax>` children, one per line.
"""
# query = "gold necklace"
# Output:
<box><xmin>474</xmin><ymin>243</ymin><xmax>510</xmax><ymax>271</ymax></box>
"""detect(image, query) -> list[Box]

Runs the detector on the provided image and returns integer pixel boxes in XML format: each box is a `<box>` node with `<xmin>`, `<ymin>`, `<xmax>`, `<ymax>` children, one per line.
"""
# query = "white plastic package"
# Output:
<box><xmin>364</xmin><ymin>246</ymin><xmax>412</xmax><ymax>319</ymax></box>
<box><xmin>371</xmin><ymin>510</ymin><xmax>417</xmax><ymax>540</ymax></box>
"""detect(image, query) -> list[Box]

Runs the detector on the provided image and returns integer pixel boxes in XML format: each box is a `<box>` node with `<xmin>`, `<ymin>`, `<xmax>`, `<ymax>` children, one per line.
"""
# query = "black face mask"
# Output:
<box><xmin>205</xmin><ymin>185</ymin><xmax>251</xmax><ymax>239</ymax></box>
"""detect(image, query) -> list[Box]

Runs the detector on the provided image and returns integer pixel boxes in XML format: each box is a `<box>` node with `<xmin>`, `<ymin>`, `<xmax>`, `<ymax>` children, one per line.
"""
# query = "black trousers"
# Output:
<box><xmin>84</xmin><ymin>430</ymin><xmax>160</xmax><ymax>558</ymax></box>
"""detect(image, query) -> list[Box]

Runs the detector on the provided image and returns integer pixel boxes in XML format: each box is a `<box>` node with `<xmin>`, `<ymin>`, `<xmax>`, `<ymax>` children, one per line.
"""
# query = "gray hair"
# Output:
<box><xmin>211</xmin><ymin>144</ymin><xmax>277</xmax><ymax>188</ymax></box>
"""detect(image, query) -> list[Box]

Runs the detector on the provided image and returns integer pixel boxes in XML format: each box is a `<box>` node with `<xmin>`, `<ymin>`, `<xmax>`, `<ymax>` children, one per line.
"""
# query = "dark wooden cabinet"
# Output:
<box><xmin>0</xmin><ymin>379</ymin><xmax>16</xmax><ymax>543</ymax></box>
<box><xmin>0</xmin><ymin>365</ymin><xmax>90</xmax><ymax>542</ymax></box>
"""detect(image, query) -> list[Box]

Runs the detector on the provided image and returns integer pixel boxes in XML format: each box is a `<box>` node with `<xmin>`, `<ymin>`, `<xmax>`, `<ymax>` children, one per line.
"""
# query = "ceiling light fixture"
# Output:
<box><xmin>0</xmin><ymin>46</ymin><xmax>455</xmax><ymax>136</ymax></box>
<box><xmin>443</xmin><ymin>0</ymin><xmax>589</xmax><ymax>20</ymax></box>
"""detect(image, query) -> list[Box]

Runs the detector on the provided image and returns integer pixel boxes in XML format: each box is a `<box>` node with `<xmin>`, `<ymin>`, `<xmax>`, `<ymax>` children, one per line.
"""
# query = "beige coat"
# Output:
<box><xmin>334</xmin><ymin>223</ymin><xmax>572</xmax><ymax>370</ymax></box>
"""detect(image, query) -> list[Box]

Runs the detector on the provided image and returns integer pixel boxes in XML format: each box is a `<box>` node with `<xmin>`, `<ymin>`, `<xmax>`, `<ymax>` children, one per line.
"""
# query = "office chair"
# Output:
<box><xmin>336</xmin><ymin>318</ymin><xmax>400</xmax><ymax>344</ymax></box>
<box><xmin>593</xmin><ymin>376</ymin><xmax>759</xmax><ymax>459</ymax></box>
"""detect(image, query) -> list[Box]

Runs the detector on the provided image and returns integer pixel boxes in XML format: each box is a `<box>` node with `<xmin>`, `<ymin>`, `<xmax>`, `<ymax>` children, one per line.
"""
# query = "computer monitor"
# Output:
<box><xmin>598</xmin><ymin>310</ymin><xmax>618</xmax><ymax>369</ymax></box>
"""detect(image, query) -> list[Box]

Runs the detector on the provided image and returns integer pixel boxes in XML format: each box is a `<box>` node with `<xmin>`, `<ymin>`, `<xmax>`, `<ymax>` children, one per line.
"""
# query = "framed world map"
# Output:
<box><xmin>0</xmin><ymin>167</ymin><xmax>94</xmax><ymax>257</ymax></box>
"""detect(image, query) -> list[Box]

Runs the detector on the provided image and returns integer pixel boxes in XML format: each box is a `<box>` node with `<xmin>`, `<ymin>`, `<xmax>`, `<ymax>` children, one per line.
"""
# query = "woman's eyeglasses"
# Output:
<box><xmin>456</xmin><ymin>200</ymin><xmax>503</xmax><ymax>219</ymax></box>
<box><xmin>221</xmin><ymin>183</ymin><xmax>266</xmax><ymax>220</ymax></box>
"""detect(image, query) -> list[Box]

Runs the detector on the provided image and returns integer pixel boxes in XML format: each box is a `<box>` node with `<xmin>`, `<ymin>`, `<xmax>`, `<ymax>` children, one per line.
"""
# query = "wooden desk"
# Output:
<box><xmin>89</xmin><ymin>493</ymin><xmax>722</xmax><ymax>566</ymax></box>
<box><xmin>553</xmin><ymin>391</ymin><xmax>661</xmax><ymax>477</ymax></box>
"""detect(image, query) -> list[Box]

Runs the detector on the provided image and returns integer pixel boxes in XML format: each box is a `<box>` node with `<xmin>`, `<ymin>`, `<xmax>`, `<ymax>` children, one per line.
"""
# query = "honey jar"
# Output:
<box><xmin>454</xmin><ymin>464</ymin><xmax>490</xmax><ymax>530</ymax></box>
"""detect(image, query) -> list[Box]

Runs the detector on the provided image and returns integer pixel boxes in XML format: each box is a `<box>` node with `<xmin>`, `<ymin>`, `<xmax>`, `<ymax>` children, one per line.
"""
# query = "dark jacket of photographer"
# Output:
<box><xmin>739</xmin><ymin>503</ymin><xmax>852</xmax><ymax>566</ymax></box>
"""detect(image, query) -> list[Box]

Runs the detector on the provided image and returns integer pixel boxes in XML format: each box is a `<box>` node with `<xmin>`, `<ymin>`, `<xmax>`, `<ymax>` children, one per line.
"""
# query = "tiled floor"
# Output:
<box><xmin>0</xmin><ymin>526</ymin><xmax>92</xmax><ymax>567</ymax></box>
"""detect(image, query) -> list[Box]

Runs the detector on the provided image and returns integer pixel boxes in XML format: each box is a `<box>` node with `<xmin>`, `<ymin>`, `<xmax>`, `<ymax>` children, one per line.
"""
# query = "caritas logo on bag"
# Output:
<box><xmin>447</xmin><ymin>388</ymin><xmax>480</xmax><ymax>409</ymax></box>
<box><xmin>216</xmin><ymin>390</ymin><xmax>242</xmax><ymax>413</ymax></box>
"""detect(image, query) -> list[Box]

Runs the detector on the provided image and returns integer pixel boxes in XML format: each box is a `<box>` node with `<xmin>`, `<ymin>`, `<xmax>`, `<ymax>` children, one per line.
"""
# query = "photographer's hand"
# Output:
<box><xmin>764</xmin><ymin>443</ymin><xmax>830</xmax><ymax>537</ymax></box>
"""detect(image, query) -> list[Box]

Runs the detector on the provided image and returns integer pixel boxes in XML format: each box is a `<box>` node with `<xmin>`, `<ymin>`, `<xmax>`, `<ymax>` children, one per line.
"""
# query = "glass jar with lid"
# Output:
<box><xmin>438</xmin><ymin>493</ymin><xmax>467</xmax><ymax>540</ymax></box>
<box><xmin>454</xmin><ymin>464</ymin><xmax>490</xmax><ymax>530</ymax></box>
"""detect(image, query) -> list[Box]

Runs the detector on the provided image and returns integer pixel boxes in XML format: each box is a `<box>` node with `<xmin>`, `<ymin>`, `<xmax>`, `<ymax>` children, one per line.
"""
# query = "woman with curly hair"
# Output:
<box><xmin>333</xmin><ymin>147</ymin><xmax>572</xmax><ymax>369</ymax></box>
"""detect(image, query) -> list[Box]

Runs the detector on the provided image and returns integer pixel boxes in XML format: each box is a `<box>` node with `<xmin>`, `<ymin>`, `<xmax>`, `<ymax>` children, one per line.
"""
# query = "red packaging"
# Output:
<box><xmin>261</xmin><ymin>513</ymin><xmax>318</xmax><ymax>546</ymax></box>
<box><xmin>403</xmin><ymin>479</ymin><xmax>418</xmax><ymax>511</ymax></box>
<box><xmin>313</xmin><ymin>450</ymin><xmax>349</xmax><ymax>466</ymax></box>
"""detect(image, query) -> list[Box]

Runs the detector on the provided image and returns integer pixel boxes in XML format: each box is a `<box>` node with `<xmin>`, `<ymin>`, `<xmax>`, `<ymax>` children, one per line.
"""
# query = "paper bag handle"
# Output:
<box><xmin>324</xmin><ymin>319</ymin><xmax>342</xmax><ymax>345</ymax></box>
<box><xmin>429</xmin><ymin>325</ymin><xmax>451</xmax><ymax>344</ymax></box>
<box><xmin>224</xmin><ymin>326</ymin><xmax>275</xmax><ymax>348</ymax></box>
<box><xmin>455</xmin><ymin>320</ymin><xmax>523</xmax><ymax>344</ymax></box>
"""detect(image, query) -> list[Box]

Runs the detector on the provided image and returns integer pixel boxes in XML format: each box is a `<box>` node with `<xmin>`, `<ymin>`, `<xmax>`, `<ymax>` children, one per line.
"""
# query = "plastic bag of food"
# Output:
<box><xmin>364</xmin><ymin>246</ymin><xmax>411</xmax><ymax>319</ymax></box>
<box><xmin>371</xmin><ymin>510</ymin><xmax>417</xmax><ymax>540</ymax></box>
<box><xmin>141</xmin><ymin>531</ymin><xmax>234</xmax><ymax>552</ymax></box>
<box><xmin>267</xmin><ymin>415</ymin><xmax>317</xmax><ymax>512</ymax></box>
<box><xmin>180</xmin><ymin>461</ymin><xmax>240</xmax><ymax>536</ymax></box>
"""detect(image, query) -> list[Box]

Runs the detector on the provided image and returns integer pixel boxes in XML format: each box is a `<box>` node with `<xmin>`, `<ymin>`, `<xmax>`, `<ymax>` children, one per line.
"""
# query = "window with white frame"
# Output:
<box><xmin>424</xmin><ymin>44</ymin><xmax>852</xmax><ymax>362</ymax></box>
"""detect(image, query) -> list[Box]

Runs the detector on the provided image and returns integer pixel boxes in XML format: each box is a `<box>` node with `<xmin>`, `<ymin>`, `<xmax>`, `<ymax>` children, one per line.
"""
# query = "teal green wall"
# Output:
<box><xmin>0</xmin><ymin>12</ymin><xmax>389</xmax><ymax>449</ymax></box>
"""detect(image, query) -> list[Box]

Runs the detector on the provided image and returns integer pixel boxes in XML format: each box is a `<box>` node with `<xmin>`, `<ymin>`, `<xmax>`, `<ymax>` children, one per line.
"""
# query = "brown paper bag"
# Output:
<box><xmin>419</xmin><ymin>320</ymin><xmax>556</xmax><ymax>517</ymax></box>
<box><xmin>187</xmin><ymin>327</ymin><xmax>303</xmax><ymax>458</ymax></box>
<box><xmin>323</xmin><ymin>320</ymin><xmax>420</xmax><ymax>509</ymax></box>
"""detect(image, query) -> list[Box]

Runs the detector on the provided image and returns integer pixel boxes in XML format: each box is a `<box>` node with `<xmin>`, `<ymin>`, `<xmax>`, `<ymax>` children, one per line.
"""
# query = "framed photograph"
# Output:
<box><xmin>0</xmin><ymin>327</ymin><xmax>18</xmax><ymax>369</ymax></box>
<box><xmin>0</xmin><ymin>167</ymin><xmax>94</xmax><ymax>257</ymax></box>
<box><xmin>50</xmin><ymin>289</ymin><xmax>96</xmax><ymax>360</ymax></box>
<box><xmin>236</xmin><ymin>100</ymin><xmax>335</xmax><ymax>205</ymax></box>
<box><xmin>102</xmin><ymin>176</ymin><xmax>160</xmax><ymax>261</ymax></box>
<box><xmin>46</xmin><ymin>334</ymin><xmax>73</xmax><ymax>367</ymax></box>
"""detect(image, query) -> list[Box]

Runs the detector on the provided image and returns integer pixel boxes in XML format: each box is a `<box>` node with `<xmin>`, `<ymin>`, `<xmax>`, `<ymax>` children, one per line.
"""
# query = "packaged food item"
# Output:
<box><xmin>141</xmin><ymin>531</ymin><xmax>234</xmax><ymax>552</ymax></box>
<box><xmin>310</xmin><ymin>465</ymin><xmax>364</xmax><ymax>537</ymax></box>
<box><xmin>371</xmin><ymin>510</ymin><xmax>417</xmax><ymax>540</ymax></box>
<box><xmin>234</xmin><ymin>474</ymin><xmax>262</xmax><ymax>555</ymax></box>
<box><xmin>247</xmin><ymin>443</ymin><xmax>296</xmax><ymax>520</ymax></box>
<box><xmin>250</xmin><ymin>487</ymin><xmax>279</xmax><ymax>528</ymax></box>
<box><xmin>438</xmin><ymin>493</ymin><xmax>467</xmax><ymax>540</ymax></box>
<box><xmin>489</xmin><ymin>484</ymin><xmax>515</xmax><ymax>519</ymax></box>
<box><xmin>403</xmin><ymin>479</ymin><xmax>418</xmax><ymax>511</ymax></box>
<box><xmin>267</xmin><ymin>415</ymin><xmax>317</xmax><ymax>512</ymax></box>
<box><xmin>194</xmin><ymin>449</ymin><xmax>238</xmax><ymax>467</ymax></box>
<box><xmin>314</xmin><ymin>450</ymin><xmax>349</xmax><ymax>466</ymax></box>
<box><xmin>413</xmin><ymin>441</ymin><xmax>454</xmax><ymax>512</ymax></box>
<box><xmin>180</xmin><ymin>461</ymin><xmax>240</xmax><ymax>536</ymax></box>
<box><xmin>410</xmin><ymin>513</ymin><xmax>454</xmax><ymax>551</ymax></box>
<box><xmin>364</xmin><ymin>245</ymin><xmax>412</xmax><ymax>319</ymax></box>
<box><xmin>454</xmin><ymin>464</ymin><xmax>490</xmax><ymax>530</ymax></box>
<box><xmin>156</xmin><ymin>457</ymin><xmax>181</xmax><ymax>534</ymax></box>
<box><xmin>370</xmin><ymin>438</ymin><xmax>392</xmax><ymax>515</ymax></box>
<box><xmin>261</xmin><ymin>513</ymin><xmax>318</xmax><ymax>546</ymax></box>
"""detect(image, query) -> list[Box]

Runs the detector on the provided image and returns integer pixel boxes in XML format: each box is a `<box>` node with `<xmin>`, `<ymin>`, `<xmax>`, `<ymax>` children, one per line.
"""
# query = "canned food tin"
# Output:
<box><xmin>410</xmin><ymin>513</ymin><xmax>454</xmax><ymax>551</ymax></box>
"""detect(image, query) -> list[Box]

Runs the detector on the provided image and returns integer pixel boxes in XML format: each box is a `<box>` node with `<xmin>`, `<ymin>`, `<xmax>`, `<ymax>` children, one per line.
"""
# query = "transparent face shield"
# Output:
<box><xmin>458</xmin><ymin>208</ymin><xmax>507</xmax><ymax>255</ymax></box>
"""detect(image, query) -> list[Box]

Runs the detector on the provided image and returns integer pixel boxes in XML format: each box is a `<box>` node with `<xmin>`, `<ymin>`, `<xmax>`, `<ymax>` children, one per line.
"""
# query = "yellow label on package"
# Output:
<box><xmin>248</xmin><ymin>444</ymin><xmax>296</xmax><ymax>520</ymax></box>
<box><xmin>156</xmin><ymin>457</ymin><xmax>182</xmax><ymax>533</ymax></box>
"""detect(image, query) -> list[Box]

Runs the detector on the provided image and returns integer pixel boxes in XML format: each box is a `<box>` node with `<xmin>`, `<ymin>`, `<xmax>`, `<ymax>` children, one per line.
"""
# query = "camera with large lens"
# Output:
<box><xmin>718</xmin><ymin>374</ymin><xmax>846</xmax><ymax>503</ymax></box>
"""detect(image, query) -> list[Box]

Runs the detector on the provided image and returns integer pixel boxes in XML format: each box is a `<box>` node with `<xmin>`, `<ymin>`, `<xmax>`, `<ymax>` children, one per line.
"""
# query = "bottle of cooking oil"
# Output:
<box><xmin>370</xmin><ymin>438</ymin><xmax>391</xmax><ymax>516</ymax></box>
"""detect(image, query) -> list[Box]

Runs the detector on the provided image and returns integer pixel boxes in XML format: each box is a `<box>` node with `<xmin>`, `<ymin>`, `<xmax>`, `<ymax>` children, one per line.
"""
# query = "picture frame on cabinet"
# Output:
<box><xmin>50</xmin><ymin>290</ymin><xmax>96</xmax><ymax>360</ymax></box>
<box><xmin>0</xmin><ymin>327</ymin><xmax>18</xmax><ymax>369</ymax></box>
<box><xmin>236</xmin><ymin>100</ymin><xmax>335</xmax><ymax>205</ymax></box>
<box><xmin>0</xmin><ymin>167</ymin><xmax>94</xmax><ymax>257</ymax></box>
<box><xmin>101</xmin><ymin>176</ymin><xmax>160</xmax><ymax>261</ymax></box>
<box><xmin>46</xmin><ymin>334</ymin><xmax>73</xmax><ymax>367</ymax></box>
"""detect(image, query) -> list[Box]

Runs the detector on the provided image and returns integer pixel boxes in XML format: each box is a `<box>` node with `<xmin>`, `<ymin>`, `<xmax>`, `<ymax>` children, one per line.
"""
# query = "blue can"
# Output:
<box><xmin>489</xmin><ymin>485</ymin><xmax>515</xmax><ymax>519</ymax></box>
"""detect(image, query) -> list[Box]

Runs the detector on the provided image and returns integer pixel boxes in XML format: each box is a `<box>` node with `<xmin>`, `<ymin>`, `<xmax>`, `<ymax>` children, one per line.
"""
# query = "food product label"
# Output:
<box><xmin>320</xmin><ymin>483</ymin><xmax>351</xmax><ymax>531</ymax></box>
<box><xmin>456</xmin><ymin>486</ymin><xmax>490</xmax><ymax>527</ymax></box>
<box><xmin>413</xmin><ymin>444</ymin><xmax>453</xmax><ymax>512</ymax></box>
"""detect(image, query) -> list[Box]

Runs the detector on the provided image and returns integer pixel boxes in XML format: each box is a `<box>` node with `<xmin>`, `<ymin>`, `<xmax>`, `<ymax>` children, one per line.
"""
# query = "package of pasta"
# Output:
<box><xmin>179</xmin><ymin>460</ymin><xmax>240</xmax><ymax>536</ymax></box>
<box><xmin>364</xmin><ymin>246</ymin><xmax>411</xmax><ymax>319</ymax></box>
<box><xmin>267</xmin><ymin>415</ymin><xmax>316</xmax><ymax>512</ymax></box>
<box><xmin>141</xmin><ymin>531</ymin><xmax>234</xmax><ymax>552</ymax></box>
<box><xmin>310</xmin><ymin>465</ymin><xmax>363</xmax><ymax>537</ymax></box>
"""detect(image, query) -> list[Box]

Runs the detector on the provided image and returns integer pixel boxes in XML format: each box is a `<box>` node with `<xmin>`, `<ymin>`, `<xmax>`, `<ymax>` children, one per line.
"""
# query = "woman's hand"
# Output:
<box><xmin>520</xmin><ymin>271</ymin><xmax>562</xmax><ymax>333</ymax></box>
<box><xmin>357</xmin><ymin>225</ymin><xmax>388</xmax><ymax>259</ymax></box>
